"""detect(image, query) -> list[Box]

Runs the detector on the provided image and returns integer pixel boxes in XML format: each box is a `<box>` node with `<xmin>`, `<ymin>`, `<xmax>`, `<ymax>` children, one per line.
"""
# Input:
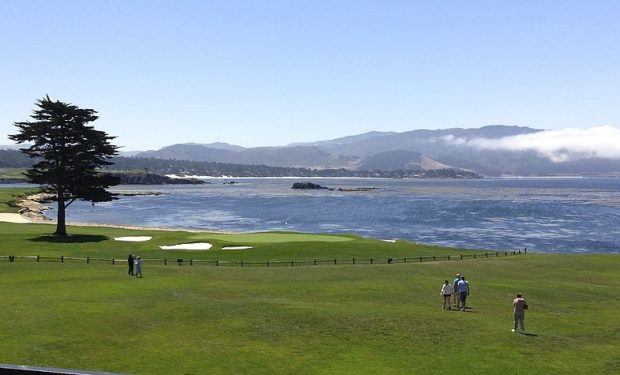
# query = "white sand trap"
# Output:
<box><xmin>222</xmin><ymin>246</ymin><xmax>253</xmax><ymax>250</ymax></box>
<box><xmin>160</xmin><ymin>242</ymin><xmax>213</xmax><ymax>250</ymax></box>
<box><xmin>114</xmin><ymin>236</ymin><xmax>153</xmax><ymax>242</ymax></box>
<box><xmin>0</xmin><ymin>213</ymin><xmax>32</xmax><ymax>223</ymax></box>
<box><xmin>380</xmin><ymin>239</ymin><xmax>397</xmax><ymax>243</ymax></box>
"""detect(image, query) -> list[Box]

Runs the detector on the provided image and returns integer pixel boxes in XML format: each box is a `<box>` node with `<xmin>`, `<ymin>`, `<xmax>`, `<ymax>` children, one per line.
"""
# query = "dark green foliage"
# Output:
<box><xmin>9</xmin><ymin>96</ymin><xmax>120</xmax><ymax>236</ymax></box>
<box><xmin>2</xmin><ymin>149</ymin><xmax>481</xmax><ymax>179</ymax></box>
<box><xmin>110</xmin><ymin>156</ymin><xmax>480</xmax><ymax>178</ymax></box>
<box><xmin>109</xmin><ymin>172</ymin><xmax>205</xmax><ymax>184</ymax></box>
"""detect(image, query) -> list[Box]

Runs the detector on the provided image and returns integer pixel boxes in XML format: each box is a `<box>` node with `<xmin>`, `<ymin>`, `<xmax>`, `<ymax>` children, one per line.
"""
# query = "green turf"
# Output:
<box><xmin>0</xmin><ymin>187</ymin><xmax>618</xmax><ymax>374</ymax></box>
<box><xmin>1</xmin><ymin>254</ymin><xmax>618</xmax><ymax>374</ymax></box>
<box><xmin>0</xmin><ymin>168</ymin><xmax>27</xmax><ymax>180</ymax></box>
<box><xmin>0</xmin><ymin>220</ymin><xmax>488</xmax><ymax>263</ymax></box>
<box><xmin>190</xmin><ymin>232</ymin><xmax>355</xmax><ymax>243</ymax></box>
<box><xmin>0</xmin><ymin>187</ymin><xmax>39</xmax><ymax>213</ymax></box>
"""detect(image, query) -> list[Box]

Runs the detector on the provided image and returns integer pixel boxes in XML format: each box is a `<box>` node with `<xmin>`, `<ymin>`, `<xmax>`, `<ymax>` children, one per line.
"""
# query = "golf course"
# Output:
<box><xmin>1</xmin><ymin>188</ymin><xmax>618</xmax><ymax>374</ymax></box>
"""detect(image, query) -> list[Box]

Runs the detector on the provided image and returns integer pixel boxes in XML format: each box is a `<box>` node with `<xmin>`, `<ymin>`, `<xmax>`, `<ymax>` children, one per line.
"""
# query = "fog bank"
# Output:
<box><xmin>443</xmin><ymin>126</ymin><xmax>620</xmax><ymax>162</ymax></box>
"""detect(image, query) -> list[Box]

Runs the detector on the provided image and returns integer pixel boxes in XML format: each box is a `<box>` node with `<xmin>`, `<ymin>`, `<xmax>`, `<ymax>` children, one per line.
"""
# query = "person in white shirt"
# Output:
<box><xmin>512</xmin><ymin>294</ymin><xmax>527</xmax><ymax>333</ymax></box>
<box><xmin>457</xmin><ymin>276</ymin><xmax>470</xmax><ymax>311</ymax></box>
<box><xmin>135</xmin><ymin>256</ymin><xmax>143</xmax><ymax>278</ymax></box>
<box><xmin>440</xmin><ymin>280</ymin><xmax>453</xmax><ymax>310</ymax></box>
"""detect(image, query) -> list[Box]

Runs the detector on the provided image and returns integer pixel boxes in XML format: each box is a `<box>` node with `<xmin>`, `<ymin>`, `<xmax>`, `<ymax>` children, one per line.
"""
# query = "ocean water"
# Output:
<box><xmin>46</xmin><ymin>177</ymin><xmax>620</xmax><ymax>253</ymax></box>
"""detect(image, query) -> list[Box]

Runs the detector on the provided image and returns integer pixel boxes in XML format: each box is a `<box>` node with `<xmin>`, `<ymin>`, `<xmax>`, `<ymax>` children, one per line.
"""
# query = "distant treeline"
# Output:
<box><xmin>108</xmin><ymin>156</ymin><xmax>480</xmax><ymax>178</ymax></box>
<box><xmin>1</xmin><ymin>150</ymin><xmax>480</xmax><ymax>179</ymax></box>
<box><xmin>108</xmin><ymin>172</ymin><xmax>206</xmax><ymax>185</ymax></box>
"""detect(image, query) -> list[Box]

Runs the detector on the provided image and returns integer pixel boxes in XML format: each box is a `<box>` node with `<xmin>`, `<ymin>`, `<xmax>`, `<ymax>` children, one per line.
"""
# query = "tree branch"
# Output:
<box><xmin>65</xmin><ymin>198</ymin><xmax>77</xmax><ymax>209</ymax></box>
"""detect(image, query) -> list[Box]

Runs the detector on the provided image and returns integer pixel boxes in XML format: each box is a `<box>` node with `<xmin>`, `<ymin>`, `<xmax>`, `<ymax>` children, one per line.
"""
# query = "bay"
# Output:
<box><xmin>47</xmin><ymin>177</ymin><xmax>620</xmax><ymax>253</ymax></box>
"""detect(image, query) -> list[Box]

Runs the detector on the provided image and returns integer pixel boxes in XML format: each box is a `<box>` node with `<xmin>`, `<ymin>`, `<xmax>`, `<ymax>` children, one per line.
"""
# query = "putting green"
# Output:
<box><xmin>189</xmin><ymin>232</ymin><xmax>355</xmax><ymax>243</ymax></box>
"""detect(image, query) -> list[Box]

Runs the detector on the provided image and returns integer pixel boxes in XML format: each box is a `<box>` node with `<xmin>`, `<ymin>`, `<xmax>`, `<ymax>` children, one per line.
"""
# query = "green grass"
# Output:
<box><xmin>0</xmin><ymin>188</ymin><xmax>619</xmax><ymax>374</ymax></box>
<box><xmin>192</xmin><ymin>232</ymin><xmax>355</xmax><ymax>243</ymax></box>
<box><xmin>0</xmin><ymin>221</ymin><xmax>485</xmax><ymax>263</ymax></box>
<box><xmin>0</xmin><ymin>187</ymin><xmax>39</xmax><ymax>213</ymax></box>
<box><xmin>1</xmin><ymin>253</ymin><xmax>618</xmax><ymax>374</ymax></box>
<box><xmin>0</xmin><ymin>168</ymin><xmax>27</xmax><ymax>180</ymax></box>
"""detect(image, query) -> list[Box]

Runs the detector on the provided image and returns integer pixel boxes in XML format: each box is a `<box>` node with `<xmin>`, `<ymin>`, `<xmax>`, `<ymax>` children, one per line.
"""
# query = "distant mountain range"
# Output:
<box><xmin>3</xmin><ymin>125</ymin><xmax>620</xmax><ymax>176</ymax></box>
<box><xmin>127</xmin><ymin>125</ymin><xmax>620</xmax><ymax>176</ymax></box>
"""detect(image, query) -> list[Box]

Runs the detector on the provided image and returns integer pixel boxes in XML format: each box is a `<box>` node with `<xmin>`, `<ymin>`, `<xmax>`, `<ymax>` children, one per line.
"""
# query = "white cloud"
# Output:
<box><xmin>443</xmin><ymin>126</ymin><xmax>620</xmax><ymax>162</ymax></box>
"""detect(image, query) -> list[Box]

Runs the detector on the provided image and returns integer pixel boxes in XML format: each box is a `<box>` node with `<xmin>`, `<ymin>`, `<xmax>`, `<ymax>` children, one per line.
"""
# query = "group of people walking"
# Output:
<box><xmin>127</xmin><ymin>254</ymin><xmax>143</xmax><ymax>278</ymax></box>
<box><xmin>440</xmin><ymin>274</ymin><xmax>529</xmax><ymax>333</ymax></box>
<box><xmin>440</xmin><ymin>273</ymin><xmax>469</xmax><ymax>311</ymax></box>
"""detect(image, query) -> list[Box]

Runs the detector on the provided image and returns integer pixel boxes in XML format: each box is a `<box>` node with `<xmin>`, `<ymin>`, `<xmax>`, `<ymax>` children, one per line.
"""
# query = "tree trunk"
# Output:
<box><xmin>54</xmin><ymin>189</ymin><xmax>67</xmax><ymax>237</ymax></box>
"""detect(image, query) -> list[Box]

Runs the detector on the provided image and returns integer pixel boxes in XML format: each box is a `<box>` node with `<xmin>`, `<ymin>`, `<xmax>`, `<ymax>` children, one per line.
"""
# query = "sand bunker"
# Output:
<box><xmin>380</xmin><ymin>239</ymin><xmax>397</xmax><ymax>243</ymax></box>
<box><xmin>114</xmin><ymin>236</ymin><xmax>153</xmax><ymax>242</ymax></box>
<box><xmin>222</xmin><ymin>246</ymin><xmax>253</xmax><ymax>250</ymax></box>
<box><xmin>0</xmin><ymin>213</ymin><xmax>33</xmax><ymax>223</ymax></box>
<box><xmin>160</xmin><ymin>243</ymin><xmax>213</xmax><ymax>250</ymax></box>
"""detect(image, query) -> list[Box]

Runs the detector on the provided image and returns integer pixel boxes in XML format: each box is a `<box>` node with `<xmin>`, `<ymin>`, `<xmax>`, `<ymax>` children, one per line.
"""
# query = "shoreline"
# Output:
<box><xmin>9</xmin><ymin>186</ymin><xmax>618</xmax><ymax>254</ymax></box>
<box><xmin>15</xmin><ymin>193</ymin><xmax>230</xmax><ymax>233</ymax></box>
<box><xmin>17</xmin><ymin>193</ymin><xmax>54</xmax><ymax>223</ymax></box>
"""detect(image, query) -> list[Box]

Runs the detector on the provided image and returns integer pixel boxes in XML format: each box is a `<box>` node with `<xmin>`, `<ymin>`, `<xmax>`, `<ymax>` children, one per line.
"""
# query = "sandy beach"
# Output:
<box><xmin>0</xmin><ymin>213</ymin><xmax>33</xmax><ymax>223</ymax></box>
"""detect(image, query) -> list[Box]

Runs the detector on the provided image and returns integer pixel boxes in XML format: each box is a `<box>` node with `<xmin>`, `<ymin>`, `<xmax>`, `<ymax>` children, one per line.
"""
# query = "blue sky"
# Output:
<box><xmin>2</xmin><ymin>0</ymin><xmax>619</xmax><ymax>151</ymax></box>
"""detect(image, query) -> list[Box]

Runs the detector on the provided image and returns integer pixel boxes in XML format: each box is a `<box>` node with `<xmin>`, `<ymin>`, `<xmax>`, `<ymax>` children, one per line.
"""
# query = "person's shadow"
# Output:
<box><xmin>521</xmin><ymin>332</ymin><xmax>538</xmax><ymax>337</ymax></box>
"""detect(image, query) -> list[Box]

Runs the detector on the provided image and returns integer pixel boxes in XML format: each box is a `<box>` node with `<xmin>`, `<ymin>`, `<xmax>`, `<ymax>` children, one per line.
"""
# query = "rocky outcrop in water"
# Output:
<box><xmin>291</xmin><ymin>182</ymin><xmax>331</xmax><ymax>190</ymax></box>
<box><xmin>291</xmin><ymin>182</ymin><xmax>379</xmax><ymax>192</ymax></box>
